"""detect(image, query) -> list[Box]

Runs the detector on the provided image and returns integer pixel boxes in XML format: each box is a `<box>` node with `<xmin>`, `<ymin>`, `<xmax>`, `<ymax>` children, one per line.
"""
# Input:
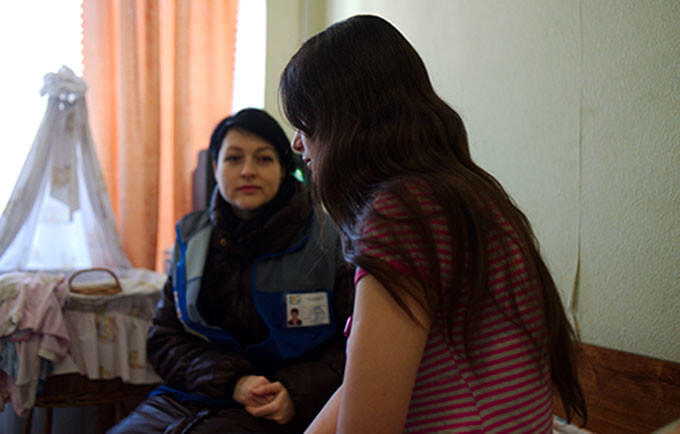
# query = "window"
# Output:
<box><xmin>0</xmin><ymin>0</ymin><xmax>84</xmax><ymax>212</ymax></box>
<box><xmin>232</xmin><ymin>0</ymin><xmax>266</xmax><ymax>112</ymax></box>
<box><xmin>0</xmin><ymin>0</ymin><xmax>266</xmax><ymax>213</ymax></box>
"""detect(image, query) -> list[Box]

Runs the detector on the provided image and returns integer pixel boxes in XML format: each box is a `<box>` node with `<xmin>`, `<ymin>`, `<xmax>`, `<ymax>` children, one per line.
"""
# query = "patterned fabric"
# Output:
<box><xmin>353</xmin><ymin>182</ymin><xmax>553</xmax><ymax>433</ymax></box>
<box><xmin>53</xmin><ymin>268</ymin><xmax>166</xmax><ymax>384</ymax></box>
<box><xmin>0</xmin><ymin>273</ymin><xmax>70</xmax><ymax>416</ymax></box>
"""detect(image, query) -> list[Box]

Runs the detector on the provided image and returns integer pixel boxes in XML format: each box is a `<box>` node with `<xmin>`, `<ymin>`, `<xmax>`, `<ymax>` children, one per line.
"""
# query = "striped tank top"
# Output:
<box><xmin>352</xmin><ymin>183</ymin><xmax>553</xmax><ymax>433</ymax></box>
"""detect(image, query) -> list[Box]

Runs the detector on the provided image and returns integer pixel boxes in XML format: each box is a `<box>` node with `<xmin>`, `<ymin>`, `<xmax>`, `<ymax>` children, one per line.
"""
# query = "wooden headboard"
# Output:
<box><xmin>554</xmin><ymin>343</ymin><xmax>680</xmax><ymax>433</ymax></box>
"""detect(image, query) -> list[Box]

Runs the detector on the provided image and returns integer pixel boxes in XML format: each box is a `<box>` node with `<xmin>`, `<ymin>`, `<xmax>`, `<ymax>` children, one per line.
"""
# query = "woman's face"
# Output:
<box><xmin>291</xmin><ymin>129</ymin><xmax>317</xmax><ymax>172</ymax></box>
<box><xmin>213</xmin><ymin>128</ymin><xmax>284</xmax><ymax>220</ymax></box>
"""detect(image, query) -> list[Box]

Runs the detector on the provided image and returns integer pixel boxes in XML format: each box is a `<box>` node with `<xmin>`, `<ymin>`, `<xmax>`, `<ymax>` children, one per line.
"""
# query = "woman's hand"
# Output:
<box><xmin>245</xmin><ymin>381</ymin><xmax>296</xmax><ymax>424</ymax></box>
<box><xmin>233</xmin><ymin>375</ymin><xmax>275</xmax><ymax>407</ymax></box>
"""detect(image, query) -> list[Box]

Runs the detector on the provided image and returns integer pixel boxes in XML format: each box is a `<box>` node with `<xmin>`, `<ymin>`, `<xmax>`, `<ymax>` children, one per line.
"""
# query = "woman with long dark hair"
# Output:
<box><xmin>280</xmin><ymin>14</ymin><xmax>586</xmax><ymax>433</ymax></box>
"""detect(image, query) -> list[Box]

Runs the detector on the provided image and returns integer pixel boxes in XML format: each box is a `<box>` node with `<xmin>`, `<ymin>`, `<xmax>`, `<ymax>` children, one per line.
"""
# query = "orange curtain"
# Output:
<box><xmin>82</xmin><ymin>0</ymin><xmax>238</xmax><ymax>271</ymax></box>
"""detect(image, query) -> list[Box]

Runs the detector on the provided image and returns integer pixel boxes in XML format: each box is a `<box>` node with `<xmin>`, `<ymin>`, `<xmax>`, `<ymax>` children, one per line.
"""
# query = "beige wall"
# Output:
<box><xmin>264</xmin><ymin>0</ymin><xmax>326</xmax><ymax>133</ymax></box>
<box><xmin>266</xmin><ymin>0</ymin><xmax>680</xmax><ymax>362</ymax></box>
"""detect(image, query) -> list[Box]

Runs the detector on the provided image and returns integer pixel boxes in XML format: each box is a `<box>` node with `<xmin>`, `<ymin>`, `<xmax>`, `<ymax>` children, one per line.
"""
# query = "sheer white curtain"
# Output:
<box><xmin>0</xmin><ymin>67</ymin><xmax>130</xmax><ymax>271</ymax></box>
<box><xmin>0</xmin><ymin>0</ymin><xmax>84</xmax><ymax>214</ymax></box>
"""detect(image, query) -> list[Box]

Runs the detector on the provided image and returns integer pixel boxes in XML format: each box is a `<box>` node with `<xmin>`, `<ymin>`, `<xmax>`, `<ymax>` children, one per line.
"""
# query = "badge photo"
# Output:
<box><xmin>285</xmin><ymin>292</ymin><xmax>330</xmax><ymax>327</ymax></box>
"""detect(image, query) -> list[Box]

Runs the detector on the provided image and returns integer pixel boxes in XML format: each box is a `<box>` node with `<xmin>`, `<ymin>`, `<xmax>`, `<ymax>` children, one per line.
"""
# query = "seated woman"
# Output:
<box><xmin>281</xmin><ymin>15</ymin><xmax>586</xmax><ymax>433</ymax></box>
<box><xmin>109</xmin><ymin>108</ymin><xmax>353</xmax><ymax>433</ymax></box>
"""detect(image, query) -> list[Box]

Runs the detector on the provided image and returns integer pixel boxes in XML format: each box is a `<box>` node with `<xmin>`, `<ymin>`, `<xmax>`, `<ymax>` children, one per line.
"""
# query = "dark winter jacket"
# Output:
<box><xmin>145</xmin><ymin>182</ymin><xmax>353</xmax><ymax>431</ymax></box>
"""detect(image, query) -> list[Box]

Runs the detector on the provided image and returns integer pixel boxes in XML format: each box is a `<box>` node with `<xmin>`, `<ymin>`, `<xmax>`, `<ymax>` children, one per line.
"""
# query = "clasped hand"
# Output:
<box><xmin>233</xmin><ymin>375</ymin><xmax>295</xmax><ymax>424</ymax></box>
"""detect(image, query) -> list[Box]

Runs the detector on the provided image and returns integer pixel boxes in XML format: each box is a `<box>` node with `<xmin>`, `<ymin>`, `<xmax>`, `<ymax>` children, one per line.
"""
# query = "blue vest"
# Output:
<box><xmin>170</xmin><ymin>210</ymin><xmax>342</xmax><ymax>365</ymax></box>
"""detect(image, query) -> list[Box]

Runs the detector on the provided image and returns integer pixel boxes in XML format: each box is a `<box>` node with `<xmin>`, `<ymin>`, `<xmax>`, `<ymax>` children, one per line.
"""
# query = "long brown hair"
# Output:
<box><xmin>280</xmin><ymin>14</ymin><xmax>586</xmax><ymax>423</ymax></box>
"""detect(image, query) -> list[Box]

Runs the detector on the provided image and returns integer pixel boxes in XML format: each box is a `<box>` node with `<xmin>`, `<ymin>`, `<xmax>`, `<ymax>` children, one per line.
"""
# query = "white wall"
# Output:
<box><xmin>264</xmin><ymin>0</ymin><xmax>326</xmax><ymax>132</ymax></box>
<box><xmin>577</xmin><ymin>1</ymin><xmax>679</xmax><ymax>360</ymax></box>
<box><xmin>266</xmin><ymin>0</ymin><xmax>680</xmax><ymax>362</ymax></box>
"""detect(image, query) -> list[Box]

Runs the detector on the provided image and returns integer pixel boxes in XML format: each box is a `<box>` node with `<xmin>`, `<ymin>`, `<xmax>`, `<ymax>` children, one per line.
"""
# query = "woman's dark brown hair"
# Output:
<box><xmin>280</xmin><ymin>14</ymin><xmax>586</xmax><ymax>423</ymax></box>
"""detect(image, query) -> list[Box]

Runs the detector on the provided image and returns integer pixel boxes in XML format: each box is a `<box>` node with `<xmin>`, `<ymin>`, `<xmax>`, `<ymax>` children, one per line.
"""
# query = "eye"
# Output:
<box><xmin>258</xmin><ymin>155</ymin><xmax>275</xmax><ymax>163</ymax></box>
<box><xmin>225</xmin><ymin>155</ymin><xmax>241</xmax><ymax>162</ymax></box>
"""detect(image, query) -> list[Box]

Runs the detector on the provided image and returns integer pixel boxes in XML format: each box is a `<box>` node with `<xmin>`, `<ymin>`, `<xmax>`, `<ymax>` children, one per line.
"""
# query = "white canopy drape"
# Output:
<box><xmin>0</xmin><ymin>66</ymin><xmax>130</xmax><ymax>271</ymax></box>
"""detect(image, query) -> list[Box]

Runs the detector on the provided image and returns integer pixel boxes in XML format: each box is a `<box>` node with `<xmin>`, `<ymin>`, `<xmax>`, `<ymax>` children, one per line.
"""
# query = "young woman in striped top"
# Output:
<box><xmin>280</xmin><ymin>14</ymin><xmax>586</xmax><ymax>433</ymax></box>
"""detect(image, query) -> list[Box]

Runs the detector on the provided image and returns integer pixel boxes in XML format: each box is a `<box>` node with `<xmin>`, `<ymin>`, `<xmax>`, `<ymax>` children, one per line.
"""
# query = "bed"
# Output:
<box><xmin>553</xmin><ymin>343</ymin><xmax>680</xmax><ymax>433</ymax></box>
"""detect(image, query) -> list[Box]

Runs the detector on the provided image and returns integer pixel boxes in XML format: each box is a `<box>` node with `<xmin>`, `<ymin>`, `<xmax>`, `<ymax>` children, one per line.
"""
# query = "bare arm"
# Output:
<box><xmin>336</xmin><ymin>274</ymin><xmax>431</xmax><ymax>434</ymax></box>
<box><xmin>305</xmin><ymin>386</ymin><xmax>342</xmax><ymax>434</ymax></box>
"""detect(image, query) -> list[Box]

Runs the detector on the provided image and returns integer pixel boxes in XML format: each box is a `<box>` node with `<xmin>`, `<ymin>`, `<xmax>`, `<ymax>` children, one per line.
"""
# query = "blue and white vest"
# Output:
<box><xmin>170</xmin><ymin>210</ymin><xmax>342</xmax><ymax>365</ymax></box>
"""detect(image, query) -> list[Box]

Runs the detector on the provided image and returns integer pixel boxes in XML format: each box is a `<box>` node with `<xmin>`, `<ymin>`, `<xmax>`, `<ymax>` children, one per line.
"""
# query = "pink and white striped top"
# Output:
<box><xmin>352</xmin><ymin>183</ymin><xmax>553</xmax><ymax>433</ymax></box>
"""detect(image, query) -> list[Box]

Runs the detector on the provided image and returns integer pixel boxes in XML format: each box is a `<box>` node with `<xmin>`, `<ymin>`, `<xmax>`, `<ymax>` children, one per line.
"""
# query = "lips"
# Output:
<box><xmin>238</xmin><ymin>185</ymin><xmax>260</xmax><ymax>193</ymax></box>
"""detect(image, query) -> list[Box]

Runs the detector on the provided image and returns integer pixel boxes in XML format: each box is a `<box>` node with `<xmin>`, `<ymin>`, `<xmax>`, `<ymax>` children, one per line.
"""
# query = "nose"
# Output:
<box><xmin>291</xmin><ymin>130</ymin><xmax>304</xmax><ymax>153</ymax></box>
<box><xmin>240</xmin><ymin>157</ymin><xmax>256</xmax><ymax>176</ymax></box>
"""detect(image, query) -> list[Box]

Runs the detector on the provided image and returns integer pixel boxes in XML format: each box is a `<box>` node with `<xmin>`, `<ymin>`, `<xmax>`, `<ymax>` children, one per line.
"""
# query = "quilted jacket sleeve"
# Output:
<box><xmin>146</xmin><ymin>276</ymin><xmax>259</xmax><ymax>399</ymax></box>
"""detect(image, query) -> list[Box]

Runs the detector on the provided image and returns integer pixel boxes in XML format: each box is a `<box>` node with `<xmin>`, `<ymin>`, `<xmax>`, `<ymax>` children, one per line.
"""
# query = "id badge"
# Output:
<box><xmin>285</xmin><ymin>292</ymin><xmax>330</xmax><ymax>327</ymax></box>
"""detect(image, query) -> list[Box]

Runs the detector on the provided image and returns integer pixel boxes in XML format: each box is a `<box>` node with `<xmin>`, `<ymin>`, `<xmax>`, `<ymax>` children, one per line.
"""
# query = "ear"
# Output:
<box><xmin>212</xmin><ymin>160</ymin><xmax>217</xmax><ymax>175</ymax></box>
